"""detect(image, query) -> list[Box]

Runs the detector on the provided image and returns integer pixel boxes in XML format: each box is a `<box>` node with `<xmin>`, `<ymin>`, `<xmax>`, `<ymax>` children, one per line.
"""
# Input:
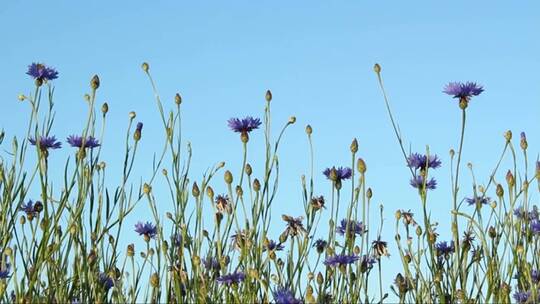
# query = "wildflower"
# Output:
<box><xmin>400</xmin><ymin>210</ymin><xmax>416</xmax><ymax>226</ymax></box>
<box><xmin>67</xmin><ymin>135</ymin><xmax>100</xmax><ymax>149</ymax></box>
<box><xmin>134</xmin><ymin>122</ymin><xmax>143</xmax><ymax>141</ymax></box>
<box><xmin>216</xmin><ymin>272</ymin><xmax>245</xmax><ymax>285</ymax></box>
<box><xmin>231</xmin><ymin>230</ymin><xmax>251</xmax><ymax>249</ymax></box>
<box><xmin>530</xmin><ymin>220</ymin><xmax>540</xmax><ymax>234</ymax></box>
<box><xmin>372</xmin><ymin>239</ymin><xmax>390</xmax><ymax>258</ymax></box>
<box><xmin>435</xmin><ymin>241</ymin><xmax>455</xmax><ymax>257</ymax></box>
<box><xmin>410</xmin><ymin>176</ymin><xmax>437</xmax><ymax>190</ymax></box>
<box><xmin>227</xmin><ymin>116</ymin><xmax>261</xmax><ymax>142</ymax></box>
<box><xmin>336</xmin><ymin>219</ymin><xmax>366</xmax><ymax>238</ymax></box>
<box><xmin>313</xmin><ymin>239</ymin><xmax>328</xmax><ymax>254</ymax></box>
<box><xmin>323</xmin><ymin>254</ymin><xmax>359</xmax><ymax>267</ymax></box>
<box><xmin>202</xmin><ymin>256</ymin><xmax>221</xmax><ymax>272</ymax></box>
<box><xmin>264</xmin><ymin>240</ymin><xmax>284</xmax><ymax>252</ymax></box>
<box><xmin>323</xmin><ymin>166</ymin><xmax>352</xmax><ymax>182</ymax></box>
<box><xmin>514</xmin><ymin>207</ymin><xmax>526</xmax><ymax>219</ymax></box>
<box><xmin>29</xmin><ymin>136</ymin><xmax>62</xmax><ymax>152</ymax></box>
<box><xmin>360</xmin><ymin>255</ymin><xmax>377</xmax><ymax>273</ymax></box>
<box><xmin>443</xmin><ymin>82</ymin><xmax>484</xmax><ymax>109</ymax></box>
<box><xmin>513</xmin><ymin>291</ymin><xmax>531</xmax><ymax>304</ymax></box>
<box><xmin>531</xmin><ymin>269</ymin><xmax>540</xmax><ymax>283</ymax></box>
<box><xmin>310</xmin><ymin>196</ymin><xmax>325</xmax><ymax>211</ymax></box>
<box><xmin>0</xmin><ymin>263</ymin><xmax>11</xmax><ymax>279</ymax></box>
<box><xmin>407</xmin><ymin>153</ymin><xmax>441</xmax><ymax>171</ymax></box>
<box><xmin>27</xmin><ymin>63</ymin><xmax>59</xmax><ymax>83</ymax></box>
<box><xmin>529</xmin><ymin>206</ymin><xmax>539</xmax><ymax>221</ymax></box>
<box><xmin>134</xmin><ymin>221</ymin><xmax>158</xmax><ymax>241</ymax></box>
<box><xmin>273</xmin><ymin>287</ymin><xmax>301</xmax><ymax>304</ymax></box>
<box><xmin>19</xmin><ymin>200</ymin><xmax>42</xmax><ymax>219</ymax></box>
<box><xmin>282</xmin><ymin>215</ymin><xmax>307</xmax><ymax>237</ymax></box>
<box><xmin>215</xmin><ymin>194</ymin><xmax>232</xmax><ymax>214</ymax></box>
<box><xmin>462</xmin><ymin>230</ymin><xmax>475</xmax><ymax>249</ymax></box>
<box><xmin>98</xmin><ymin>272</ymin><xmax>114</xmax><ymax>291</ymax></box>
<box><xmin>465</xmin><ymin>195</ymin><xmax>491</xmax><ymax>206</ymax></box>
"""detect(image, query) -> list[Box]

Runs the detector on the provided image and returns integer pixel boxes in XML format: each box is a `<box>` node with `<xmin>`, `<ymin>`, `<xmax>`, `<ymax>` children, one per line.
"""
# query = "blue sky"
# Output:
<box><xmin>1</xmin><ymin>1</ymin><xmax>539</xmax><ymax>299</ymax></box>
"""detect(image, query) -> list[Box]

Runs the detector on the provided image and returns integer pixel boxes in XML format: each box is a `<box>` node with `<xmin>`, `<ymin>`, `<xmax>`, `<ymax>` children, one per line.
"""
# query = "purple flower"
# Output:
<box><xmin>273</xmin><ymin>287</ymin><xmax>301</xmax><ymax>304</ymax></box>
<box><xmin>227</xmin><ymin>116</ymin><xmax>262</xmax><ymax>133</ymax></box>
<box><xmin>98</xmin><ymin>272</ymin><xmax>114</xmax><ymax>291</ymax></box>
<box><xmin>216</xmin><ymin>272</ymin><xmax>245</xmax><ymax>285</ymax></box>
<box><xmin>465</xmin><ymin>195</ymin><xmax>490</xmax><ymax>206</ymax></box>
<box><xmin>313</xmin><ymin>239</ymin><xmax>328</xmax><ymax>254</ymax></box>
<box><xmin>513</xmin><ymin>291</ymin><xmax>531</xmax><ymax>304</ymax></box>
<box><xmin>410</xmin><ymin>176</ymin><xmax>437</xmax><ymax>190</ymax></box>
<box><xmin>443</xmin><ymin>82</ymin><xmax>484</xmax><ymax>100</ymax></box>
<box><xmin>202</xmin><ymin>256</ymin><xmax>221</xmax><ymax>272</ymax></box>
<box><xmin>134</xmin><ymin>221</ymin><xmax>157</xmax><ymax>240</ymax></box>
<box><xmin>435</xmin><ymin>241</ymin><xmax>455</xmax><ymax>257</ymax></box>
<box><xmin>264</xmin><ymin>239</ymin><xmax>284</xmax><ymax>252</ymax></box>
<box><xmin>514</xmin><ymin>207</ymin><xmax>526</xmax><ymax>219</ymax></box>
<box><xmin>360</xmin><ymin>255</ymin><xmax>377</xmax><ymax>272</ymax></box>
<box><xmin>531</xmin><ymin>220</ymin><xmax>540</xmax><ymax>234</ymax></box>
<box><xmin>67</xmin><ymin>135</ymin><xmax>100</xmax><ymax>149</ymax></box>
<box><xmin>323</xmin><ymin>254</ymin><xmax>359</xmax><ymax>267</ymax></box>
<box><xmin>26</xmin><ymin>63</ymin><xmax>59</xmax><ymax>81</ymax></box>
<box><xmin>136</xmin><ymin>122</ymin><xmax>143</xmax><ymax>133</ymax></box>
<box><xmin>0</xmin><ymin>264</ymin><xmax>11</xmax><ymax>279</ymax></box>
<box><xmin>29</xmin><ymin>136</ymin><xmax>62</xmax><ymax>151</ymax></box>
<box><xmin>532</xmin><ymin>269</ymin><xmax>540</xmax><ymax>283</ymax></box>
<box><xmin>407</xmin><ymin>153</ymin><xmax>441</xmax><ymax>170</ymax></box>
<box><xmin>323</xmin><ymin>166</ymin><xmax>352</xmax><ymax>181</ymax></box>
<box><xmin>336</xmin><ymin>219</ymin><xmax>366</xmax><ymax>237</ymax></box>
<box><xmin>19</xmin><ymin>200</ymin><xmax>42</xmax><ymax>218</ymax></box>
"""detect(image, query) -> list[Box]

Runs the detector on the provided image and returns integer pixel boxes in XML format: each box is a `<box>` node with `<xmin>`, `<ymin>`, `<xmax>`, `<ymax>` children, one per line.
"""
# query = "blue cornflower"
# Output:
<box><xmin>27</xmin><ymin>63</ymin><xmax>59</xmax><ymax>82</ymax></box>
<box><xmin>19</xmin><ymin>200</ymin><xmax>42</xmax><ymax>218</ymax></box>
<box><xmin>529</xmin><ymin>206</ymin><xmax>539</xmax><ymax>221</ymax></box>
<box><xmin>29</xmin><ymin>136</ymin><xmax>62</xmax><ymax>151</ymax></box>
<box><xmin>202</xmin><ymin>256</ymin><xmax>221</xmax><ymax>272</ymax></box>
<box><xmin>98</xmin><ymin>272</ymin><xmax>114</xmax><ymax>291</ymax></box>
<box><xmin>531</xmin><ymin>269</ymin><xmax>540</xmax><ymax>283</ymax></box>
<box><xmin>514</xmin><ymin>207</ymin><xmax>526</xmax><ymax>219</ymax></box>
<box><xmin>443</xmin><ymin>82</ymin><xmax>484</xmax><ymax>100</ymax></box>
<box><xmin>513</xmin><ymin>291</ymin><xmax>531</xmax><ymax>304</ymax></box>
<box><xmin>273</xmin><ymin>287</ymin><xmax>301</xmax><ymax>304</ymax></box>
<box><xmin>67</xmin><ymin>135</ymin><xmax>100</xmax><ymax>149</ymax></box>
<box><xmin>410</xmin><ymin>176</ymin><xmax>437</xmax><ymax>190</ymax></box>
<box><xmin>530</xmin><ymin>220</ymin><xmax>540</xmax><ymax>234</ymax></box>
<box><xmin>134</xmin><ymin>221</ymin><xmax>158</xmax><ymax>241</ymax></box>
<box><xmin>323</xmin><ymin>254</ymin><xmax>359</xmax><ymax>267</ymax></box>
<box><xmin>465</xmin><ymin>195</ymin><xmax>491</xmax><ymax>206</ymax></box>
<box><xmin>227</xmin><ymin>116</ymin><xmax>261</xmax><ymax>133</ymax></box>
<box><xmin>0</xmin><ymin>264</ymin><xmax>11</xmax><ymax>279</ymax></box>
<box><xmin>435</xmin><ymin>241</ymin><xmax>455</xmax><ymax>257</ymax></box>
<box><xmin>313</xmin><ymin>239</ymin><xmax>328</xmax><ymax>254</ymax></box>
<box><xmin>216</xmin><ymin>272</ymin><xmax>245</xmax><ymax>285</ymax></box>
<box><xmin>407</xmin><ymin>153</ymin><xmax>442</xmax><ymax>170</ymax></box>
<box><xmin>336</xmin><ymin>219</ymin><xmax>366</xmax><ymax>237</ymax></box>
<box><xmin>323</xmin><ymin>166</ymin><xmax>352</xmax><ymax>181</ymax></box>
<box><xmin>264</xmin><ymin>239</ymin><xmax>284</xmax><ymax>252</ymax></box>
<box><xmin>171</xmin><ymin>233</ymin><xmax>182</xmax><ymax>247</ymax></box>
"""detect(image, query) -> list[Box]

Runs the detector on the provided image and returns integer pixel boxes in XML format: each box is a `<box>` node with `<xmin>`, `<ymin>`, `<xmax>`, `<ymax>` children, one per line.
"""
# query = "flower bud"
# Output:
<box><xmin>253</xmin><ymin>178</ymin><xmax>261</xmax><ymax>192</ymax></box>
<box><xmin>350</xmin><ymin>138</ymin><xmax>358</xmax><ymax>153</ymax></box>
<box><xmin>101</xmin><ymin>102</ymin><xmax>109</xmax><ymax>115</ymax></box>
<box><xmin>520</xmin><ymin>132</ymin><xmax>528</xmax><ymax>150</ymax></box>
<box><xmin>317</xmin><ymin>272</ymin><xmax>324</xmax><ymax>285</ymax></box>
<box><xmin>90</xmin><ymin>75</ymin><xmax>100</xmax><ymax>90</ymax></box>
<box><xmin>506</xmin><ymin>170</ymin><xmax>515</xmax><ymax>188</ymax></box>
<box><xmin>504</xmin><ymin>130</ymin><xmax>512</xmax><ymax>142</ymax></box>
<box><xmin>141</xmin><ymin>62</ymin><xmax>149</xmax><ymax>72</ymax></box>
<box><xmin>129</xmin><ymin>111</ymin><xmax>136</xmax><ymax>119</ymax></box>
<box><xmin>192</xmin><ymin>182</ymin><xmax>200</xmax><ymax>197</ymax></box>
<box><xmin>206</xmin><ymin>186</ymin><xmax>214</xmax><ymax>200</ymax></box>
<box><xmin>496</xmin><ymin>184</ymin><xmax>504</xmax><ymax>198</ymax></box>
<box><xmin>245</xmin><ymin>163</ymin><xmax>252</xmax><ymax>176</ymax></box>
<box><xmin>265</xmin><ymin>90</ymin><xmax>272</xmax><ymax>102</ymax></box>
<box><xmin>175</xmin><ymin>93</ymin><xmax>182</xmax><ymax>105</ymax></box>
<box><xmin>288</xmin><ymin>116</ymin><xmax>296</xmax><ymax>124</ymax></box>
<box><xmin>224</xmin><ymin>170</ymin><xmax>233</xmax><ymax>184</ymax></box>
<box><xmin>305</xmin><ymin>125</ymin><xmax>312</xmax><ymax>135</ymax></box>
<box><xmin>150</xmin><ymin>272</ymin><xmax>159</xmax><ymax>288</ymax></box>
<box><xmin>373</xmin><ymin>63</ymin><xmax>381</xmax><ymax>73</ymax></box>
<box><xmin>143</xmin><ymin>183</ymin><xmax>152</xmax><ymax>194</ymax></box>
<box><xmin>366</xmin><ymin>188</ymin><xmax>373</xmax><ymax>199</ymax></box>
<box><xmin>357</xmin><ymin>158</ymin><xmax>366</xmax><ymax>174</ymax></box>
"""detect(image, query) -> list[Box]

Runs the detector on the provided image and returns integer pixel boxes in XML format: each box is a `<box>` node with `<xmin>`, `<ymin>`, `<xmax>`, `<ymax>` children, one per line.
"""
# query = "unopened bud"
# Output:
<box><xmin>90</xmin><ymin>75</ymin><xmax>100</xmax><ymax>90</ymax></box>
<box><xmin>350</xmin><ymin>138</ymin><xmax>358</xmax><ymax>153</ymax></box>
<box><xmin>141</xmin><ymin>62</ymin><xmax>150</xmax><ymax>72</ymax></box>
<box><xmin>101</xmin><ymin>102</ymin><xmax>109</xmax><ymax>115</ymax></box>
<box><xmin>373</xmin><ymin>63</ymin><xmax>381</xmax><ymax>73</ymax></box>
<box><xmin>175</xmin><ymin>93</ymin><xmax>182</xmax><ymax>105</ymax></box>
<box><xmin>192</xmin><ymin>182</ymin><xmax>200</xmax><ymax>197</ymax></box>
<box><xmin>265</xmin><ymin>90</ymin><xmax>272</xmax><ymax>102</ymax></box>
<box><xmin>245</xmin><ymin>164</ymin><xmax>252</xmax><ymax>176</ymax></box>
<box><xmin>305</xmin><ymin>125</ymin><xmax>312</xmax><ymax>135</ymax></box>
<box><xmin>357</xmin><ymin>158</ymin><xmax>366</xmax><ymax>174</ymax></box>
<box><xmin>224</xmin><ymin>170</ymin><xmax>233</xmax><ymax>184</ymax></box>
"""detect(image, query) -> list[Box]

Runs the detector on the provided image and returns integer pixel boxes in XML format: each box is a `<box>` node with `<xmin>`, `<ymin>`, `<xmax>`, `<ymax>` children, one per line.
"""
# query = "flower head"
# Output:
<box><xmin>227</xmin><ymin>117</ymin><xmax>261</xmax><ymax>133</ymax></box>
<box><xmin>202</xmin><ymin>256</ymin><xmax>221</xmax><ymax>272</ymax></box>
<box><xmin>231</xmin><ymin>230</ymin><xmax>251</xmax><ymax>249</ymax></box>
<box><xmin>313</xmin><ymin>239</ymin><xmax>328</xmax><ymax>254</ymax></box>
<box><xmin>435</xmin><ymin>241</ymin><xmax>455</xmax><ymax>257</ymax></box>
<box><xmin>310</xmin><ymin>196</ymin><xmax>325</xmax><ymax>211</ymax></box>
<box><xmin>215</xmin><ymin>194</ymin><xmax>232</xmax><ymax>214</ymax></box>
<box><xmin>134</xmin><ymin>221</ymin><xmax>157</xmax><ymax>240</ymax></box>
<box><xmin>29</xmin><ymin>136</ymin><xmax>62</xmax><ymax>151</ymax></box>
<box><xmin>273</xmin><ymin>287</ymin><xmax>301</xmax><ymax>304</ymax></box>
<box><xmin>67</xmin><ymin>135</ymin><xmax>100</xmax><ymax>149</ymax></box>
<box><xmin>19</xmin><ymin>200</ymin><xmax>43</xmax><ymax>219</ymax></box>
<box><xmin>336</xmin><ymin>219</ymin><xmax>366</xmax><ymax>238</ymax></box>
<box><xmin>400</xmin><ymin>210</ymin><xmax>417</xmax><ymax>226</ymax></box>
<box><xmin>264</xmin><ymin>239</ymin><xmax>284</xmax><ymax>252</ymax></box>
<box><xmin>407</xmin><ymin>153</ymin><xmax>441</xmax><ymax>170</ymax></box>
<box><xmin>324</xmin><ymin>254</ymin><xmax>359</xmax><ymax>267</ymax></box>
<box><xmin>323</xmin><ymin>166</ymin><xmax>352</xmax><ymax>182</ymax></box>
<box><xmin>0</xmin><ymin>263</ymin><xmax>11</xmax><ymax>279</ymax></box>
<box><xmin>410</xmin><ymin>176</ymin><xmax>437</xmax><ymax>190</ymax></box>
<box><xmin>216</xmin><ymin>272</ymin><xmax>245</xmax><ymax>285</ymax></box>
<box><xmin>443</xmin><ymin>82</ymin><xmax>484</xmax><ymax>100</ymax></box>
<box><xmin>531</xmin><ymin>220</ymin><xmax>540</xmax><ymax>234</ymax></box>
<box><xmin>513</xmin><ymin>291</ymin><xmax>531</xmax><ymax>304</ymax></box>
<box><xmin>282</xmin><ymin>215</ymin><xmax>307</xmax><ymax>237</ymax></box>
<box><xmin>372</xmin><ymin>238</ymin><xmax>390</xmax><ymax>258</ymax></box>
<box><xmin>98</xmin><ymin>272</ymin><xmax>114</xmax><ymax>291</ymax></box>
<box><xmin>531</xmin><ymin>269</ymin><xmax>540</xmax><ymax>283</ymax></box>
<box><xmin>27</xmin><ymin>63</ymin><xmax>59</xmax><ymax>82</ymax></box>
<box><xmin>465</xmin><ymin>195</ymin><xmax>491</xmax><ymax>206</ymax></box>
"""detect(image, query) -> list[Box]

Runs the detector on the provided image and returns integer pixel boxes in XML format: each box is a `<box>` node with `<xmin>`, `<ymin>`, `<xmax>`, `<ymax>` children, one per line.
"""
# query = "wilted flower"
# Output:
<box><xmin>215</xmin><ymin>194</ymin><xmax>232</xmax><ymax>214</ymax></box>
<box><xmin>216</xmin><ymin>272</ymin><xmax>245</xmax><ymax>285</ymax></box>
<box><xmin>513</xmin><ymin>291</ymin><xmax>531</xmax><ymax>304</ymax></box>
<box><xmin>231</xmin><ymin>230</ymin><xmax>251</xmax><ymax>249</ymax></box>
<box><xmin>400</xmin><ymin>210</ymin><xmax>416</xmax><ymax>226</ymax></box>
<box><xmin>273</xmin><ymin>287</ymin><xmax>301</xmax><ymax>304</ymax></box>
<box><xmin>264</xmin><ymin>240</ymin><xmax>284</xmax><ymax>252</ymax></box>
<box><xmin>465</xmin><ymin>195</ymin><xmax>491</xmax><ymax>206</ymax></box>
<box><xmin>336</xmin><ymin>219</ymin><xmax>366</xmax><ymax>238</ymax></box>
<box><xmin>313</xmin><ymin>239</ymin><xmax>328</xmax><ymax>254</ymax></box>
<box><xmin>360</xmin><ymin>255</ymin><xmax>377</xmax><ymax>273</ymax></box>
<box><xmin>407</xmin><ymin>153</ymin><xmax>441</xmax><ymax>170</ymax></box>
<box><xmin>134</xmin><ymin>221</ymin><xmax>158</xmax><ymax>240</ymax></box>
<box><xmin>323</xmin><ymin>166</ymin><xmax>352</xmax><ymax>182</ymax></box>
<box><xmin>67</xmin><ymin>135</ymin><xmax>100</xmax><ymax>149</ymax></box>
<box><xmin>323</xmin><ymin>254</ymin><xmax>359</xmax><ymax>267</ymax></box>
<box><xmin>410</xmin><ymin>176</ymin><xmax>437</xmax><ymax>190</ymax></box>
<box><xmin>98</xmin><ymin>272</ymin><xmax>114</xmax><ymax>291</ymax></box>
<box><xmin>443</xmin><ymin>82</ymin><xmax>484</xmax><ymax>100</ymax></box>
<box><xmin>27</xmin><ymin>63</ymin><xmax>59</xmax><ymax>82</ymax></box>
<box><xmin>372</xmin><ymin>239</ymin><xmax>390</xmax><ymax>258</ymax></box>
<box><xmin>282</xmin><ymin>215</ymin><xmax>307</xmax><ymax>237</ymax></box>
<box><xmin>435</xmin><ymin>241</ymin><xmax>455</xmax><ymax>257</ymax></box>
<box><xmin>29</xmin><ymin>136</ymin><xmax>62</xmax><ymax>151</ymax></box>
<box><xmin>310</xmin><ymin>196</ymin><xmax>325</xmax><ymax>211</ymax></box>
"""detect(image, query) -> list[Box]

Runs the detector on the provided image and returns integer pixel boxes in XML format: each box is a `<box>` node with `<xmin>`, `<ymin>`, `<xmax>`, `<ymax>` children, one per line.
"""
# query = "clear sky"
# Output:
<box><xmin>1</xmin><ymin>1</ymin><xmax>539</xmax><ymax>299</ymax></box>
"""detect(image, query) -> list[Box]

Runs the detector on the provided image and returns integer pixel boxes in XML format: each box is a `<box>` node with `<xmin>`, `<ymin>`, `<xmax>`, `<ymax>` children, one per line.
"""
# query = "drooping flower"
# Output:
<box><xmin>323</xmin><ymin>254</ymin><xmax>359</xmax><ymax>267</ymax></box>
<box><xmin>0</xmin><ymin>264</ymin><xmax>11</xmax><ymax>279</ymax></box>
<box><xmin>67</xmin><ymin>135</ymin><xmax>100</xmax><ymax>149</ymax></box>
<box><xmin>27</xmin><ymin>63</ymin><xmax>59</xmax><ymax>82</ymax></box>
<box><xmin>410</xmin><ymin>176</ymin><xmax>437</xmax><ymax>190</ymax></box>
<box><xmin>264</xmin><ymin>239</ymin><xmax>284</xmax><ymax>252</ymax></box>
<box><xmin>372</xmin><ymin>239</ymin><xmax>390</xmax><ymax>258</ymax></box>
<box><xmin>29</xmin><ymin>136</ymin><xmax>62</xmax><ymax>151</ymax></box>
<box><xmin>513</xmin><ymin>290</ymin><xmax>531</xmax><ymax>304</ymax></box>
<box><xmin>273</xmin><ymin>287</ymin><xmax>301</xmax><ymax>304</ymax></box>
<box><xmin>435</xmin><ymin>241</ymin><xmax>455</xmax><ymax>257</ymax></box>
<box><xmin>465</xmin><ymin>195</ymin><xmax>491</xmax><ymax>206</ymax></box>
<box><xmin>98</xmin><ymin>272</ymin><xmax>114</xmax><ymax>291</ymax></box>
<box><xmin>216</xmin><ymin>272</ymin><xmax>245</xmax><ymax>285</ymax></box>
<box><xmin>323</xmin><ymin>166</ymin><xmax>352</xmax><ymax>182</ymax></box>
<box><xmin>443</xmin><ymin>82</ymin><xmax>484</xmax><ymax>100</ymax></box>
<box><xmin>336</xmin><ymin>219</ymin><xmax>366</xmax><ymax>238</ymax></box>
<box><xmin>282</xmin><ymin>215</ymin><xmax>307</xmax><ymax>237</ymax></box>
<box><xmin>313</xmin><ymin>239</ymin><xmax>328</xmax><ymax>254</ymax></box>
<box><xmin>134</xmin><ymin>221</ymin><xmax>158</xmax><ymax>241</ymax></box>
<box><xmin>407</xmin><ymin>153</ymin><xmax>441</xmax><ymax>170</ymax></box>
<box><xmin>227</xmin><ymin>117</ymin><xmax>261</xmax><ymax>133</ymax></box>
